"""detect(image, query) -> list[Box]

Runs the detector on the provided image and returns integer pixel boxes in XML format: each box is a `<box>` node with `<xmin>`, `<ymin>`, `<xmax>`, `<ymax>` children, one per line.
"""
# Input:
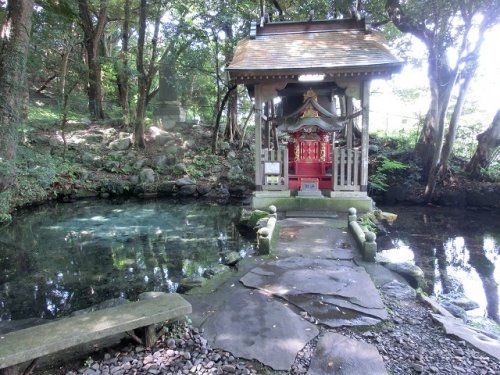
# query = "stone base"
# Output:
<box><xmin>154</xmin><ymin>101</ymin><xmax>186</xmax><ymax>129</ymax></box>
<box><xmin>252</xmin><ymin>190</ymin><xmax>373</xmax><ymax>212</ymax></box>
<box><xmin>254</xmin><ymin>190</ymin><xmax>292</xmax><ymax>198</ymax></box>
<box><xmin>330</xmin><ymin>191</ymin><xmax>368</xmax><ymax>198</ymax></box>
<box><xmin>297</xmin><ymin>190</ymin><xmax>323</xmax><ymax>198</ymax></box>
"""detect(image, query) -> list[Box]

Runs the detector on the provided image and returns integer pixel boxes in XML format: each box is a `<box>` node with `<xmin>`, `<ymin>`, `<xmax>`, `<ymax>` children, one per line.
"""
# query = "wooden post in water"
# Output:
<box><xmin>360</xmin><ymin>80</ymin><xmax>370</xmax><ymax>191</ymax></box>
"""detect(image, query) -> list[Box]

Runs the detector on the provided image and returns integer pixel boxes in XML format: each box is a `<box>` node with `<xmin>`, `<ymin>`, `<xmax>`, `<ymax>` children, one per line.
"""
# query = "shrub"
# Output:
<box><xmin>369</xmin><ymin>156</ymin><xmax>409</xmax><ymax>192</ymax></box>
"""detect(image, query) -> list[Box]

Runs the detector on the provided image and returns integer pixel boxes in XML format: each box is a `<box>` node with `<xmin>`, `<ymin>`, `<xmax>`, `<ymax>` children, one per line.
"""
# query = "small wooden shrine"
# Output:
<box><xmin>227</xmin><ymin>17</ymin><xmax>402</xmax><ymax>210</ymax></box>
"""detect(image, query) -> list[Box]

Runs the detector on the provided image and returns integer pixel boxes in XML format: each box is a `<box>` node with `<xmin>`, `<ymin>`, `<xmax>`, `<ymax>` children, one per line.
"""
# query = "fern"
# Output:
<box><xmin>369</xmin><ymin>156</ymin><xmax>408</xmax><ymax>192</ymax></box>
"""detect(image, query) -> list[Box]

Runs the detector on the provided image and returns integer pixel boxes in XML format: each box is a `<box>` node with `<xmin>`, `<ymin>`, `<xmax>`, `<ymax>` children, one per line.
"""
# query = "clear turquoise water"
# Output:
<box><xmin>0</xmin><ymin>200</ymin><xmax>252</xmax><ymax>321</ymax></box>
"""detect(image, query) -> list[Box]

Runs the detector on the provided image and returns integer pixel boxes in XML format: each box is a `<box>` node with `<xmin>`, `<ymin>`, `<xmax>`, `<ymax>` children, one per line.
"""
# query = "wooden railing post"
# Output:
<box><xmin>361</xmin><ymin>80</ymin><xmax>370</xmax><ymax>191</ymax></box>
<box><xmin>254</xmin><ymin>85</ymin><xmax>263</xmax><ymax>189</ymax></box>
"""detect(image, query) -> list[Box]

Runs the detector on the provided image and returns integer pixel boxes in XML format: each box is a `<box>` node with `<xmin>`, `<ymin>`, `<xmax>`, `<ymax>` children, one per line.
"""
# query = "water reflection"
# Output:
<box><xmin>378</xmin><ymin>206</ymin><xmax>499</xmax><ymax>322</ymax></box>
<box><xmin>0</xmin><ymin>200</ymin><xmax>252</xmax><ymax>321</ymax></box>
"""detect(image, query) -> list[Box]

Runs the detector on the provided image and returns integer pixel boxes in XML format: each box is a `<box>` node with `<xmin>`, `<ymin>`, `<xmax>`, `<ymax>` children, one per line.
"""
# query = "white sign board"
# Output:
<box><xmin>264</xmin><ymin>162</ymin><xmax>281</xmax><ymax>175</ymax></box>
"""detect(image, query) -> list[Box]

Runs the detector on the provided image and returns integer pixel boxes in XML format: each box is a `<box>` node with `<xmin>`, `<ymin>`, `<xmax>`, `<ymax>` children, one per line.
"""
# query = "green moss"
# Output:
<box><xmin>0</xmin><ymin>191</ymin><xmax>13</xmax><ymax>224</ymax></box>
<box><xmin>358</xmin><ymin>211</ymin><xmax>378</xmax><ymax>233</ymax></box>
<box><xmin>270</xmin><ymin>223</ymin><xmax>280</xmax><ymax>253</ymax></box>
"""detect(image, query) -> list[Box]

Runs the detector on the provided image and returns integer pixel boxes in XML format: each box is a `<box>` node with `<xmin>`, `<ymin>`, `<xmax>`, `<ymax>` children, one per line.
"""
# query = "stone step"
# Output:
<box><xmin>308</xmin><ymin>332</ymin><xmax>387</xmax><ymax>375</ymax></box>
<box><xmin>285</xmin><ymin>210</ymin><xmax>340</xmax><ymax>218</ymax></box>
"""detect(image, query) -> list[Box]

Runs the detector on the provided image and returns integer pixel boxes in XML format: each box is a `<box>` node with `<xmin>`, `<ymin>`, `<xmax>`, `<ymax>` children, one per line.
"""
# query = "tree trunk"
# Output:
<box><xmin>437</xmin><ymin>64</ymin><xmax>477</xmax><ymax>177</ymax></box>
<box><xmin>0</xmin><ymin>0</ymin><xmax>34</xmax><ymax>191</ymax></box>
<box><xmin>134</xmin><ymin>0</ymin><xmax>161</xmax><ymax>148</ymax></box>
<box><xmin>224</xmin><ymin>88</ymin><xmax>239</xmax><ymax>141</ymax></box>
<box><xmin>78</xmin><ymin>0</ymin><xmax>107</xmax><ymax>120</ymax></box>
<box><xmin>465</xmin><ymin>110</ymin><xmax>500</xmax><ymax>178</ymax></box>
<box><xmin>116</xmin><ymin>0</ymin><xmax>130</xmax><ymax>128</ymax></box>
<box><xmin>221</xmin><ymin>23</ymin><xmax>239</xmax><ymax>142</ymax></box>
<box><xmin>211</xmin><ymin>84</ymin><xmax>237</xmax><ymax>153</ymax></box>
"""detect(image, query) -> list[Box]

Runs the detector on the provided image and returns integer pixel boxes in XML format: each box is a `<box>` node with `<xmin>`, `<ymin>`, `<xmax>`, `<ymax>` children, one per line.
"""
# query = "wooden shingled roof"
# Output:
<box><xmin>227</xmin><ymin>18</ymin><xmax>403</xmax><ymax>83</ymax></box>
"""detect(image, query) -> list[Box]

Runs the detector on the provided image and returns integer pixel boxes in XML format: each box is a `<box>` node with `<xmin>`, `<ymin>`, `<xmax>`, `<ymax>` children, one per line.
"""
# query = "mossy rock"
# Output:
<box><xmin>222</xmin><ymin>251</ymin><xmax>242</xmax><ymax>266</ymax></box>
<box><xmin>178</xmin><ymin>275</ymin><xmax>206</xmax><ymax>293</ymax></box>
<box><xmin>239</xmin><ymin>209</ymin><xmax>269</xmax><ymax>230</ymax></box>
<box><xmin>203</xmin><ymin>264</ymin><xmax>230</xmax><ymax>279</ymax></box>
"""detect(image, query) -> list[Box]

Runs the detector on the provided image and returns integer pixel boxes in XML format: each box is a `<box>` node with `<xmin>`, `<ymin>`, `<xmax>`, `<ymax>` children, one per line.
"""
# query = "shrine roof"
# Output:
<box><xmin>227</xmin><ymin>18</ymin><xmax>403</xmax><ymax>83</ymax></box>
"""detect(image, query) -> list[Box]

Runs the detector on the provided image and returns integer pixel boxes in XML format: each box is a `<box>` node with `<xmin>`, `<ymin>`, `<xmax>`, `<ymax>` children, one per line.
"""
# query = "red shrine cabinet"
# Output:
<box><xmin>278</xmin><ymin>89</ymin><xmax>342</xmax><ymax>191</ymax></box>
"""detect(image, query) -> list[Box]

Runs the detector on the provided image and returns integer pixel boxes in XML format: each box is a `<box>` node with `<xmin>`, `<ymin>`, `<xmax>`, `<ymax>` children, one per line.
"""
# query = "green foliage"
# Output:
<box><xmin>358</xmin><ymin>212</ymin><xmax>378</xmax><ymax>233</ymax></box>
<box><xmin>0</xmin><ymin>191</ymin><xmax>13</xmax><ymax>224</ymax></box>
<box><xmin>482</xmin><ymin>160</ymin><xmax>500</xmax><ymax>182</ymax></box>
<box><xmin>369</xmin><ymin>156</ymin><xmax>409</xmax><ymax>192</ymax></box>
<box><xmin>185</xmin><ymin>153</ymin><xmax>220</xmax><ymax>178</ymax></box>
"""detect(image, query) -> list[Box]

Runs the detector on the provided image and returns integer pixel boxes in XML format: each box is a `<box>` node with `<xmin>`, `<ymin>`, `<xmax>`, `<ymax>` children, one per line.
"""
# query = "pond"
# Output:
<box><xmin>0</xmin><ymin>200</ymin><xmax>252</xmax><ymax>322</ymax></box>
<box><xmin>377</xmin><ymin>206</ymin><xmax>499</xmax><ymax>323</ymax></box>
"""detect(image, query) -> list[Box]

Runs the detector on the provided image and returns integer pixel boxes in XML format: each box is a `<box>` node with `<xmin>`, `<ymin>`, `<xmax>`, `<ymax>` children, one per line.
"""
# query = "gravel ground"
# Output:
<box><xmin>45</xmin><ymin>290</ymin><xmax>499</xmax><ymax>375</ymax></box>
<box><xmin>289</xmin><ymin>290</ymin><xmax>500</xmax><ymax>375</ymax></box>
<box><xmin>63</xmin><ymin>325</ymin><xmax>258</xmax><ymax>375</ymax></box>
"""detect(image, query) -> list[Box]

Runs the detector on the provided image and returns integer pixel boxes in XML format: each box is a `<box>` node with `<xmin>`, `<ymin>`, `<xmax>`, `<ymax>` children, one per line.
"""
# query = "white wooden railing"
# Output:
<box><xmin>333</xmin><ymin>147</ymin><xmax>361</xmax><ymax>191</ymax></box>
<box><xmin>260</xmin><ymin>147</ymin><xmax>289</xmax><ymax>191</ymax></box>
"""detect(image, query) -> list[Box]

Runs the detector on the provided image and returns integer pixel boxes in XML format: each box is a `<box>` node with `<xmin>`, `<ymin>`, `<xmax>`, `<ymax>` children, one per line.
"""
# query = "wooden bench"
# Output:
<box><xmin>0</xmin><ymin>293</ymin><xmax>192</xmax><ymax>375</ymax></box>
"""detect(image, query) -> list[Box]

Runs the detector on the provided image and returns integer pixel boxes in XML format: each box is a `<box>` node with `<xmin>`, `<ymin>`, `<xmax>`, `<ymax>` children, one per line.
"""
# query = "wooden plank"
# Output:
<box><xmin>346</xmin><ymin>97</ymin><xmax>353</xmax><ymax>149</ymax></box>
<box><xmin>347</xmin><ymin>149</ymin><xmax>352</xmax><ymax>187</ymax></box>
<box><xmin>0</xmin><ymin>294</ymin><xmax>191</xmax><ymax>370</ymax></box>
<box><xmin>283</xmin><ymin>147</ymin><xmax>289</xmax><ymax>189</ymax></box>
<box><xmin>340</xmin><ymin>148</ymin><xmax>346</xmax><ymax>188</ymax></box>
<box><xmin>361</xmin><ymin>80</ymin><xmax>370</xmax><ymax>190</ymax></box>
<box><xmin>354</xmin><ymin>149</ymin><xmax>359</xmax><ymax>187</ymax></box>
<box><xmin>254</xmin><ymin>86</ymin><xmax>263</xmax><ymax>189</ymax></box>
<box><xmin>333</xmin><ymin>148</ymin><xmax>339</xmax><ymax>189</ymax></box>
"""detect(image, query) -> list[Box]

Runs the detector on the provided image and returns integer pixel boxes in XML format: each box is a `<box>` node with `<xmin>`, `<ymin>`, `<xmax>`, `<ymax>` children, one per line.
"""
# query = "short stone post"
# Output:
<box><xmin>363</xmin><ymin>231</ymin><xmax>377</xmax><ymax>262</ymax></box>
<box><xmin>348</xmin><ymin>207</ymin><xmax>357</xmax><ymax>223</ymax></box>
<box><xmin>257</xmin><ymin>227</ymin><xmax>271</xmax><ymax>255</ymax></box>
<box><xmin>269</xmin><ymin>205</ymin><xmax>277</xmax><ymax>219</ymax></box>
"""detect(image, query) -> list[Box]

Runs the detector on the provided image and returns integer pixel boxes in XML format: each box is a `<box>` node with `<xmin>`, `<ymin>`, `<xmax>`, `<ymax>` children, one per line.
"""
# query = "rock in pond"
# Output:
<box><xmin>238</xmin><ymin>209</ymin><xmax>269</xmax><ymax>231</ymax></box>
<box><xmin>178</xmin><ymin>184</ymin><xmax>197</xmax><ymax>196</ymax></box>
<box><xmin>203</xmin><ymin>264</ymin><xmax>230</xmax><ymax>279</ymax></box>
<box><xmin>222</xmin><ymin>251</ymin><xmax>242</xmax><ymax>266</ymax></box>
<box><xmin>381</xmin><ymin>280</ymin><xmax>416</xmax><ymax>300</ymax></box>
<box><xmin>383</xmin><ymin>262</ymin><xmax>426</xmax><ymax>289</ymax></box>
<box><xmin>439</xmin><ymin>292</ymin><xmax>480</xmax><ymax>311</ymax></box>
<box><xmin>175</xmin><ymin>177</ymin><xmax>196</xmax><ymax>187</ymax></box>
<box><xmin>178</xmin><ymin>275</ymin><xmax>205</xmax><ymax>293</ymax></box>
<box><xmin>158</xmin><ymin>181</ymin><xmax>175</xmax><ymax>196</ymax></box>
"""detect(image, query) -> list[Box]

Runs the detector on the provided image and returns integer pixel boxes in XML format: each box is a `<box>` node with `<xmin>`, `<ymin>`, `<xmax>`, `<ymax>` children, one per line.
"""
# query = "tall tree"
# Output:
<box><xmin>0</xmin><ymin>0</ymin><xmax>34</xmax><ymax>190</ymax></box>
<box><xmin>385</xmin><ymin>0</ymin><xmax>500</xmax><ymax>199</ymax></box>
<box><xmin>116</xmin><ymin>0</ymin><xmax>131</xmax><ymax>128</ymax></box>
<box><xmin>134</xmin><ymin>0</ymin><xmax>162</xmax><ymax>148</ymax></box>
<box><xmin>77</xmin><ymin>0</ymin><xmax>108</xmax><ymax>120</ymax></box>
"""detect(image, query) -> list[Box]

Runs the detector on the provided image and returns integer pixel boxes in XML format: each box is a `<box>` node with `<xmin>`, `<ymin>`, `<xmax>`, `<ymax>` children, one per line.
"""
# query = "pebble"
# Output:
<box><xmin>412</xmin><ymin>363</ymin><xmax>424</xmax><ymax>372</ymax></box>
<box><xmin>66</xmin><ymin>325</ymin><xmax>255</xmax><ymax>375</ymax></box>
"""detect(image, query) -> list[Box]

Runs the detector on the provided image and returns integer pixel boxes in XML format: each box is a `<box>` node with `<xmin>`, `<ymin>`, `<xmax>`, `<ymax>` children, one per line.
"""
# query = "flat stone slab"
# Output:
<box><xmin>240</xmin><ymin>257</ymin><xmax>387</xmax><ymax>327</ymax></box>
<box><xmin>276</xmin><ymin>218</ymin><xmax>356</xmax><ymax>258</ymax></box>
<box><xmin>201</xmin><ymin>288</ymin><xmax>318</xmax><ymax>371</ymax></box>
<box><xmin>0</xmin><ymin>293</ymin><xmax>191</xmax><ymax>369</ymax></box>
<box><xmin>308</xmin><ymin>332</ymin><xmax>387</xmax><ymax>375</ymax></box>
<box><xmin>431</xmin><ymin>313</ymin><xmax>500</xmax><ymax>361</ymax></box>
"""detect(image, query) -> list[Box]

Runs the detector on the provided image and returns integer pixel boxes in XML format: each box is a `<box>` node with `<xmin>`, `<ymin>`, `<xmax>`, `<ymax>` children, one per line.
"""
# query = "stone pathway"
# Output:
<box><xmin>187</xmin><ymin>216</ymin><xmax>389</xmax><ymax>374</ymax></box>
